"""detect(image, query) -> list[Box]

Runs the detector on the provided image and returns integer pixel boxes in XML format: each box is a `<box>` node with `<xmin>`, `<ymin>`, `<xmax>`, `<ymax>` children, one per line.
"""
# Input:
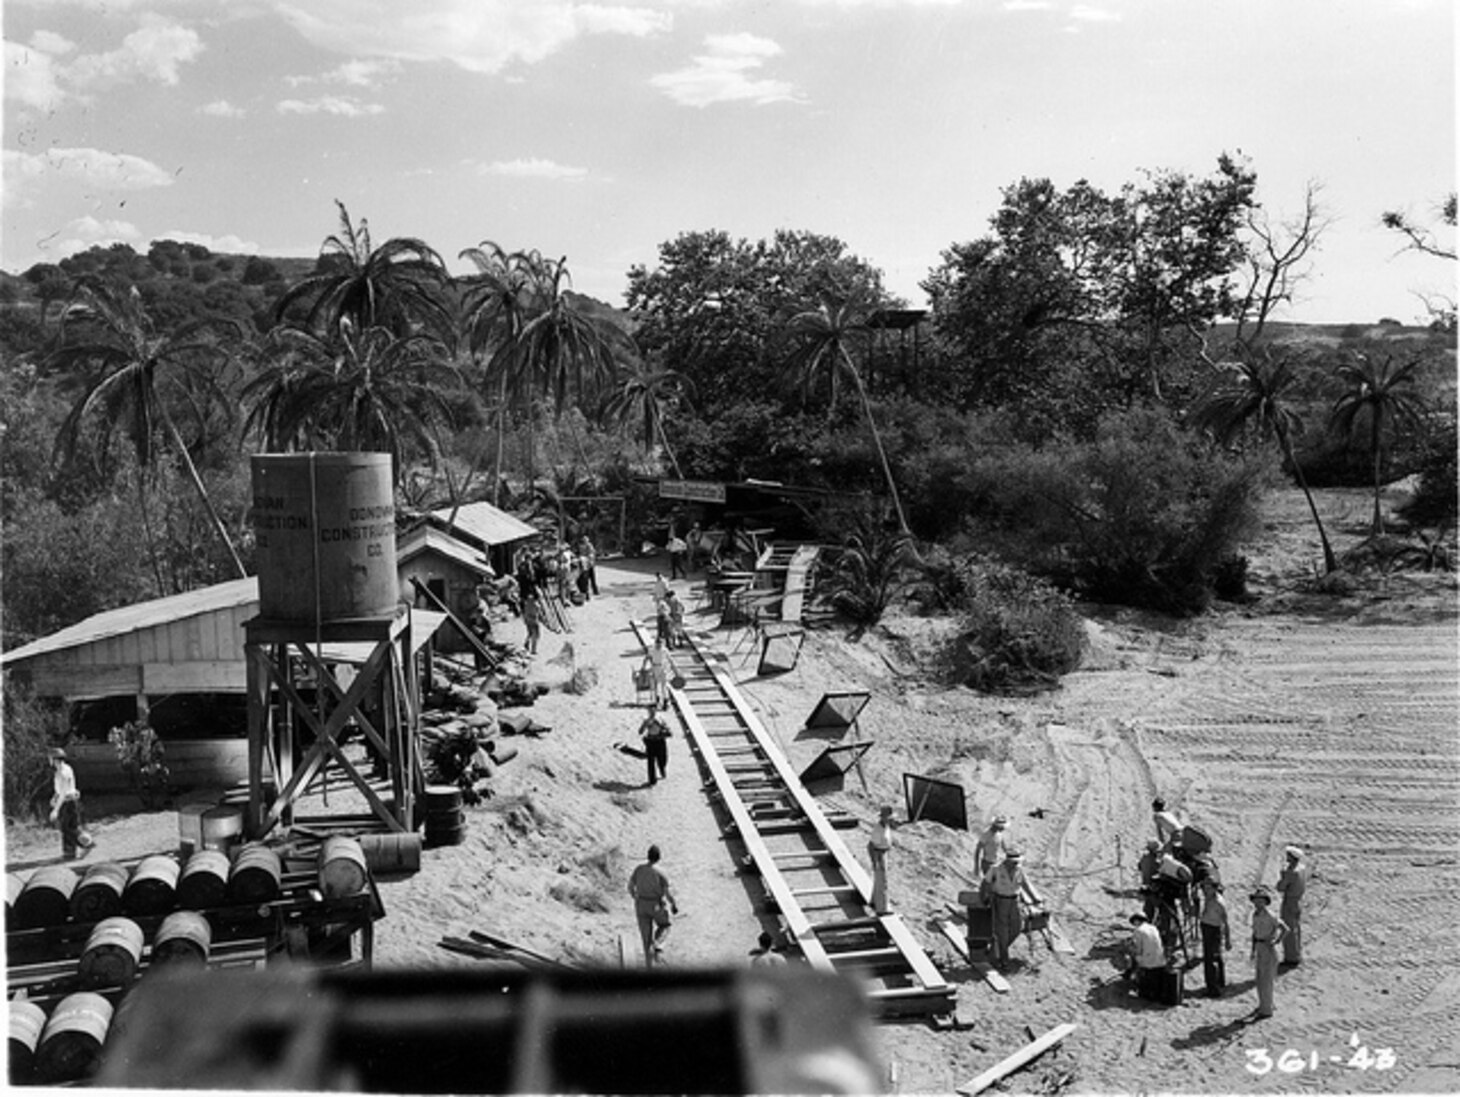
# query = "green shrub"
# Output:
<box><xmin>813</xmin><ymin>502</ymin><xmax>915</xmax><ymax>630</ymax></box>
<box><xmin>947</xmin><ymin>555</ymin><xmax>1084</xmax><ymax>694</ymax></box>
<box><xmin>1397</xmin><ymin>413</ymin><xmax>1457</xmax><ymax>532</ymax></box>
<box><xmin>967</xmin><ymin>407</ymin><xmax>1265</xmax><ymax>614</ymax></box>
<box><xmin>4</xmin><ymin>681</ymin><xmax>69</xmax><ymax>822</ymax></box>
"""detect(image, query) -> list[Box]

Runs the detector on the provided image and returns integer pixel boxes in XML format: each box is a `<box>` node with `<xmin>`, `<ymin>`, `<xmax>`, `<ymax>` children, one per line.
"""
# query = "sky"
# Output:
<box><xmin>2</xmin><ymin>0</ymin><xmax>1454</xmax><ymax>323</ymax></box>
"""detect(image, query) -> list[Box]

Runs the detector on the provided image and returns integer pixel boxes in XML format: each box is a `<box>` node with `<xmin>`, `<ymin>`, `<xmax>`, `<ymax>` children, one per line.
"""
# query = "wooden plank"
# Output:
<box><xmin>25</xmin><ymin>662</ymin><xmax>142</xmax><ymax>700</ymax></box>
<box><xmin>937</xmin><ymin>920</ymin><xmax>1010</xmax><ymax>994</ymax></box>
<box><xmin>956</xmin><ymin>1023</ymin><xmax>1079</xmax><ymax>1096</ymax></box>
<box><xmin>142</xmin><ymin>660</ymin><xmax>247</xmax><ymax>692</ymax></box>
<box><xmin>1044</xmin><ymin>917</ymin><xmax>1076</xmax><ymax>955</ymax></box>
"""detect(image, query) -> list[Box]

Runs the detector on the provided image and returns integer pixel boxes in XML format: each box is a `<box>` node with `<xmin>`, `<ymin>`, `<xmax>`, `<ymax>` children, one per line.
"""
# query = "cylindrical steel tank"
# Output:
<box><xmin>250</xmin><ymin>452</ymin><xmax>399</xmax><ymax>623</ymax></box>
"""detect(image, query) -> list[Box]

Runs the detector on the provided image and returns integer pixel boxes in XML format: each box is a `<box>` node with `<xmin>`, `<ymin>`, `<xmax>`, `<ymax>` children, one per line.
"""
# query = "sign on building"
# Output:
<box><xmin>658</xmin><ymin>479</ymin><xmax>726</xmax><ymax>503</ymax></box>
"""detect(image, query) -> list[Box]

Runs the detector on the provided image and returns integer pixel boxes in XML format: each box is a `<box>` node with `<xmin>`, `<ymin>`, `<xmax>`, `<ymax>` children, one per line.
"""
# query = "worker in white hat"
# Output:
<box><xmin>981</xmin><ymin>848</ymin><xmax>1039</xmax><ymax>973</ymax></box>
<box><xmin>1275</xmin><ymin>846</ymin><xmax>1307</xmax><ymax>967</ymax></box>
<box><xmin>973</xmin><ymin>814</ymin><xmax>1009</xmax><ymax>879</ymax></box>
<box><xmin>1248</xmin><ymin>886</ymin><xmax>1288</xmax><ymax>1019</ymax></box>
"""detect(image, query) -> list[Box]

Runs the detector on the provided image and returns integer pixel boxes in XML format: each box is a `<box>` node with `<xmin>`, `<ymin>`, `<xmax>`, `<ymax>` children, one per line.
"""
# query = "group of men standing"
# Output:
<box><xmin>1127</xmin><ymin>796</ymin><xmax>1309</xmax><ymax>1018</ymax></box>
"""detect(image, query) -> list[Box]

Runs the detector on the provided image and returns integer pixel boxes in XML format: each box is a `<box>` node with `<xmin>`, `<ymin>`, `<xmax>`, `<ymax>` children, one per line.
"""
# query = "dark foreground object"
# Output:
<box><xmin>97</xmin><ymin>964</ymin><xmax>882</xmax><ymax>1093</ymax></box>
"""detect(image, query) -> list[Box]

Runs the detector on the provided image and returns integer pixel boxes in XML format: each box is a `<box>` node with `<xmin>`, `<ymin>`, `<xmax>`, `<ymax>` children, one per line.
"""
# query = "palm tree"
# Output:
<box><xmin>1189</xmin><ymin>353</ymin><xmax>1337</xmax><ymax>573</ymax></box>
<box><xmin>482</xmin><ymin>252</ymin><xmax>635</xmax><ymax>491</ymax></box>
<box><xmin>458</xmin><ymin>243</ymin><xmax>542</xmax><ymax>504</ymax></box>
<box><xmin>275</xmin><ymin>200</ymin><xmax>453</xmax><ymax>343</ymax></box>
<box><xmin>602</xmin><ymin>356</ymin><xmax>692</xmax><ymax>478</ymax></box>
<box><xmin>779</xmin><ymin>295</ymin><xmax>909</xmax><ymax>534</ymax></box>
<box><xmin>1329</xmin><ymin>353</ymin><xmax>1428</xmax><ymax>535</ymax></box>
<box><xmin>51</xmin><ymin>275</ymin><xmax>247</xmax><ymax>590</ymax></box>
<box><xmin>243</xmin><ymin>323</ymin><xmax>464</xmax><ymax>486</ymax></box>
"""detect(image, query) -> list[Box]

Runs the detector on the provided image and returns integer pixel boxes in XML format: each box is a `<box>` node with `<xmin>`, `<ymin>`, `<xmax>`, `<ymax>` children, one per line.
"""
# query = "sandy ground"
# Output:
<box><xmin>6</xmin><ymin>484</ymin><xmax>1458</xmax><ymax>1095</ymax></box>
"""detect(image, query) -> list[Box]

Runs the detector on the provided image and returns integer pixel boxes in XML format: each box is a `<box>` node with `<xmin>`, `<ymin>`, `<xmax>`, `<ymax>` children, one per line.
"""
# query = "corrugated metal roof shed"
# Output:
<box><xmin>398</xmin><ymin>526</ymin><xmax>496</xmax><ymax>575</ymax></box>
<box><xmin>426</xmin><ymin>501</ymin><xmax>538</xmax><ymax>549</ymax></box>
<box><xmin>2</xmin><ymin>576</ymin><xmax>444</xmax><ymax>683</ymax></box>
<box><xmin>1</xmin><ymin>577</ymin><xmax>260</xmax><ymax>667</ymax></box>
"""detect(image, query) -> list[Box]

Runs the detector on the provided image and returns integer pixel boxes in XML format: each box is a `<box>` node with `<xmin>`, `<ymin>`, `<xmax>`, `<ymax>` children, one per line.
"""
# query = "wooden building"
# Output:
<box><xmin>1</xmin><ymin>578</ymin><xmax>444</xmax><ymax>793</ymax></box>
<box><xmin>420</xmin><ymin>501</ymin><xmax>539</xmax><ymax>576</ymax></box>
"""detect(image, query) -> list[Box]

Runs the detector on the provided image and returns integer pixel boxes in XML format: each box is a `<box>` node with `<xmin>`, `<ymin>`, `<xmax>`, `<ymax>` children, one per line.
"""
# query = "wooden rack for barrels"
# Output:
<box><xmin>6</xmin><ymin>861</ymin><xmax>385</xmax><ymax>1002</ymax></box>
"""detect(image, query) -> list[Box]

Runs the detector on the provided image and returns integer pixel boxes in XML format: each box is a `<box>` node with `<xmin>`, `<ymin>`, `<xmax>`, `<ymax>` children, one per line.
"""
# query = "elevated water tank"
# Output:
<box><xmin>251</xmin><ymin>453</ymin><xmax>399</xmax><ymax>623</ymax></box>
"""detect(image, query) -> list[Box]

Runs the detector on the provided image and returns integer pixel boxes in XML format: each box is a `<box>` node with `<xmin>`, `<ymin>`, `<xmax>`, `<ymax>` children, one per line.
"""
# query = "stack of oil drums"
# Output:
<box><xmin>421</xmin><ymin>785</ymin><xmax>465</xmax><ymax>848</ymax></box>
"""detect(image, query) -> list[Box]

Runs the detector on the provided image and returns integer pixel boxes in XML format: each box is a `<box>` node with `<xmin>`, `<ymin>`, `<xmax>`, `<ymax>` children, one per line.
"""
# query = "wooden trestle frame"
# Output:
<box><xmin>244</xmin><ymin>610</ymin><xmax>420</xmax><ymax>839</ymax></box>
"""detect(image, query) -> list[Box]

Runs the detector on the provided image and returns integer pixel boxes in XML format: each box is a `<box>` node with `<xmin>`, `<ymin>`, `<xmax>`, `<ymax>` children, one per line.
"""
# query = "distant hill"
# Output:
<box><xmin>0</xmin><ymin>243</ymin><xmax>632</xmax><ymax>350</ymax></box>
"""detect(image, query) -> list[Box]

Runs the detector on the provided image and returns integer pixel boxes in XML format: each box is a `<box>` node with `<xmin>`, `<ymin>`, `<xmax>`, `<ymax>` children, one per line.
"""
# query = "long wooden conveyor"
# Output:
<box><xmin>632</xmin><ymin>620</ymin><xmax>955</xmax><ymax>1020</ymax></box>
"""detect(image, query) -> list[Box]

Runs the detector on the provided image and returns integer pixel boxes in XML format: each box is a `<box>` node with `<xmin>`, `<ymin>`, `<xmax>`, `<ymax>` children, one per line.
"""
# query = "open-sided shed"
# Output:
<box><xmin>1</xmin><ymin>578</ymin><xmax>444</xmax><ymax>792</ymax></box>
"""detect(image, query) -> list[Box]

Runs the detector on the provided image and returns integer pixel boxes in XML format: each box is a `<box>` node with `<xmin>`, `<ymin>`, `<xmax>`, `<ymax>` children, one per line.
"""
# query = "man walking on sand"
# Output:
<box><xmin>48</xmin><ymin>748</ymin><xmax>88</xmax><ymax>860</ymax></box>
<box><xmin>628</xmin><ymin>845</ymin><xmax>679</xmax><ymax>967</ymax></box>
<box><xmin>1276</xmin><ymin>846</ymin><xmax>1307</xmax><ymax>968</ymax></box>
<box><xmin>639</xmin><ymin>707</ymin><xmax>671</xmax><ymax>787</ymax></box>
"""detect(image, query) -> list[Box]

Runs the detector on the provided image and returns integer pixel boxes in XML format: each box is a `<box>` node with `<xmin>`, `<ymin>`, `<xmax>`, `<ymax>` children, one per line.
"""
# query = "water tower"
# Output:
<box><xmin>243</xmin><ymin>453</ymin><xmax>419</xmax><ymax>838</ymax></box>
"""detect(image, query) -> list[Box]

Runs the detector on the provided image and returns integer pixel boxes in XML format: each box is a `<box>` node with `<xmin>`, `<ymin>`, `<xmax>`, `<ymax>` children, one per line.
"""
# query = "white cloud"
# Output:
<box><xmin>651</xmin><ymin>33</ymin><xmax>801</xmax><ymax>108</ymax></box>
<box><xmin>1001</xmin><ymin>0</ymin><xmax>1054</xmax><ymax>9</ymax></box>
<box><xmin>4</xmin><ymin>147</ymin><xmax>175</xmax><ymax>195</ymax></box>
<box><xmin>286</xmin><ymin>57</ymin><xmax>403</xmax><ymax>88</ymax></box>
<box><xmin>53</xmin><ymin>215</ymin><xmax>144</xmax><ymax>258</ymax></box>
<box><xmin>157</xmin><ymin>231</ymin><xmax>261</xmax><ymax>254</ymax></box>
<box><xmin>270</xmin><ymin>0</ymin><xmax>671</xmax><ymax>74</ymax></box>
<box><xmin>5</xmin><ymin>16</ymin><xmax>202</xmax><ymax>110</ymax></box>
<box><xmin>200</xmin><ymin>99</ymin><xmax>246</xmax><ymax>118</ymax></box>
<box><xmin>277</xmin><ymin>96</ymin><xmax>385</xmax><ymax>117</ymax></box>
<box><xmin>1069</xmin><ymin>5</ymin><xmax>1120</xmax><ymax>21</ymax></box>
<box><xmin>478</xmin><ymin>157</ymin><xmax>589</xmax><ymax>180</ymax></box>
<box><xmin>5</xmin><ymin>38</ymin><xmax>69</xmax><ymax>111</ymax></box>
<box><xmin>67</xmin><ymin>16</ymin><xmax>204</xmax><ymax>88</ymax></box>
<box><xmin>31</xmin><ymin>31</ymin><xmax>76</xmax><ymax>56</ymax></box>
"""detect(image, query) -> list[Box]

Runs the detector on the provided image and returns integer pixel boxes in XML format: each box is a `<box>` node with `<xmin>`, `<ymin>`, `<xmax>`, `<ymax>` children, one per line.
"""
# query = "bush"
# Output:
<box><xmin>947</xmin><ymin>555</ymin><xmax>1084</xmax><ymax>694</ymax></box>
<box><xmin>1397</xmin><ymin>414</ymin><xmax>1457</xmax><ymax>532</ymax></box>
<box><xmin>967</xmin><ymin>407</ymin><xmax>1265</xmax><ymax>615</ymax></box>
<box><xmin>4</xmin><ymin>681</ymin><xmax>69</xmax><ymax>822</ymax></box>
<box><xmin>812</xmin><ymin>502</ymin><xmax>915</xmax><ymax>630</ymax></box>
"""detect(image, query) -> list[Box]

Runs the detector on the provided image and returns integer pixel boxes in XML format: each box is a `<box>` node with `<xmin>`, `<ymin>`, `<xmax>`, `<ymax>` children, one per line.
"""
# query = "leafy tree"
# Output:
<box><xmin>483</xmin><ymin>252</ymin><xmax>636</xmax><ymax>488</ymax></box>
<box><xmin>2</xmin><ymin>485</ymin><xmax>155</xmax><ymax>647</ymax></box>
<box><xmin>778</xmin><ymin>295</ymin><xmax>909</xmax><ymax>533</ymax></box>
<box><xmin>23</xmin><ymin>263</ymin><xmax>70</xmax><ymax>329</ymax></box>
<box><xmin>243</xmin><ymin>323</ymin><xmax>464</xmax><ymax>485</ymax></box>
<box><xmin>275</xmin><ymin>200</ymin><xmax>453</xmax><ymax>343</ymax></box>
<box><xmin>925</xmin><ymin>155</ymin><xmax>1259</xmax><ymax>435</ymax></box>
<box><xmin>626</xmin><ymin>229</ymin><xmax>892</xmax><ymax>410</ymax></box>
<box><xmin>1189</xmin><ymin>354</ymin><xmax>1338</xmax><ymax>573</ymax></box>
<box><xmin>49</xmin><ymin>275</ymin><xmax>247</xmax><ymax>589</ymax></box>
<box><xmin>1329</xmin><ymin>353</ymin><xmax>1428</xmax><ymax>535</ymax></box>
<box><xmin>241</xmin><ymin>256</ymin><xmax>282</xmax><ymax>286</ymax></box>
